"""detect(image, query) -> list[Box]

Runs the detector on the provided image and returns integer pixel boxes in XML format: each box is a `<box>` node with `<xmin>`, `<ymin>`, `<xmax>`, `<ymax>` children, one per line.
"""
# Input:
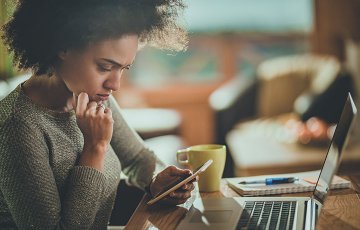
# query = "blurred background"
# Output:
<box><xmin>2</xmin><ymin>0</ymin><xmax>360</xmax><ymax>225</ymax></box>
<box><xmin>1</xmin><ymin>0</ymin><xmax>360</xmax><ymax>177</ymax></box>
<box><xmin>116</xmin><ymin>0</ymin><xmax>313</xmax><ymax>146</ymax></box>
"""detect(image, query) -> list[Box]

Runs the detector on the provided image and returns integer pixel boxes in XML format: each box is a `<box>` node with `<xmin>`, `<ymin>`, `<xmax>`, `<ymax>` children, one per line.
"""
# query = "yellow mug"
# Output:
<box><xmin>176</xmin><ymin>144</ymin><xmax>226</xmax><ymax>192</ymax></box>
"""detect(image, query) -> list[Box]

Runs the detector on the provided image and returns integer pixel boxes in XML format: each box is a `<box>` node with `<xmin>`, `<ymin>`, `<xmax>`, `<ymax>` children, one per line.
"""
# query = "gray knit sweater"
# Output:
<box><xmin>0</xmin><ymin>84</ymin><xmax>166</xmax><ymax>229</ymax></box>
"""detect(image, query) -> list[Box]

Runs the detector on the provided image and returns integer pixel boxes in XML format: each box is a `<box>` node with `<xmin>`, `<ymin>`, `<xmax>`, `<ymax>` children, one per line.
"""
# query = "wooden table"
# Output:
<box><xmin>226</xmin><ymin>116</ymin><xmax>360</xmax><ymax>176</ymax></box>
<box><xmin>125</xmin><ymin>175</ymin><xmax>360</xmax><ymax>230</ymax></box>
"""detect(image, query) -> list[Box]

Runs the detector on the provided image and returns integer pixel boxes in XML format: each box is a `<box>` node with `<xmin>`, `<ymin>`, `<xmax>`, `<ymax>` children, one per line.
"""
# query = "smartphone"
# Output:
<box><xmin>147</xmin><ymin>159</ymin><xmax>213</xmax><ymax>205</ymax></box>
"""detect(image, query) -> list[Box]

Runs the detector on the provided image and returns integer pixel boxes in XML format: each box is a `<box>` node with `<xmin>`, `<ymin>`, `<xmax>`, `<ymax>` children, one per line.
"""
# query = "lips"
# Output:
<box><xmin>96</xmin><ymin>94</ymin><xmax>110</xmax><ymax>101</ymax></box>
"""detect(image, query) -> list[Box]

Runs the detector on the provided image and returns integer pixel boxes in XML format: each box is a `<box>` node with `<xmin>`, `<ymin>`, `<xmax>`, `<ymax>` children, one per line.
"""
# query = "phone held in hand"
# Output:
<box><xmin>147</xmin><ymin>159</ymin><xmax>213</xmax><ymax>205</ymax></box>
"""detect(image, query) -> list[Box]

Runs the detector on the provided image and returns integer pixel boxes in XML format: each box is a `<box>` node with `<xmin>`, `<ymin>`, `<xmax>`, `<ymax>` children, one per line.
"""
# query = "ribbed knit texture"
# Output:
<box><xmin>0</xmin><ymin>84</ymin><xmax>166</xmax><ymax>229</ymax></box>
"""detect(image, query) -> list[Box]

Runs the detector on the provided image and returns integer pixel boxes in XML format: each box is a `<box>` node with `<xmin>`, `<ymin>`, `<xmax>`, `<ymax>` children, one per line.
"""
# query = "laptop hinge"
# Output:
<box><xmin>304</xmin><ymin>199</ymin><xmax>317</xmax><ymax>230</ymax></box>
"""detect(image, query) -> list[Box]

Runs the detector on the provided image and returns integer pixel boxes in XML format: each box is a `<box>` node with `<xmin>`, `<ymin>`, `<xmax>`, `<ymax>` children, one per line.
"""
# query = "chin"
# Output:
<box><xmin>90</xmin><ymin>96</ymin><xmax>101</xmax><ymax>102</ymax></box>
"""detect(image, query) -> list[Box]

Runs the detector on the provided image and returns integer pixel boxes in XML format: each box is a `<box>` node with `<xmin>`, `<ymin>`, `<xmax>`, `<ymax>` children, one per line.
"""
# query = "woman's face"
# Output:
<box><xmin>57</xmin><ymin>34</ymin><xmax>138</xmax><ymax>102</ymax></box>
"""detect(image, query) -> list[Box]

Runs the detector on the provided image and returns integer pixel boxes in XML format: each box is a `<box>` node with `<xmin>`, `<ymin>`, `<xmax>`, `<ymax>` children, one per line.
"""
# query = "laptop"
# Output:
<box><xmin>177</xmin><ymin>93</ymin><xmax>357</xmax><ymax>230</ymax></box>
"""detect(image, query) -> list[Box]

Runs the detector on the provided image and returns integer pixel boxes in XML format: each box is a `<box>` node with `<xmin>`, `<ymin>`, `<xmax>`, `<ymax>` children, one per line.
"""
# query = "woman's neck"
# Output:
<box><xmin>22</xmin><ymin>74</ymin><xmax>74</xmax><ymax>112</ymax></box>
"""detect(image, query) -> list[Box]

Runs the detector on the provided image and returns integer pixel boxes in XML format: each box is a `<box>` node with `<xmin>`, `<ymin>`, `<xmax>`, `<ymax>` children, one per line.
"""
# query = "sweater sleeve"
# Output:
<box><xmin>108</xmin><ymin>96</ymin><xmax>166</xmax><ymax>189</ymax></box>
<box><xmin>0</xmin><ymin>115</ymin><xmax>106</xmax><ymax>230</ymax></box>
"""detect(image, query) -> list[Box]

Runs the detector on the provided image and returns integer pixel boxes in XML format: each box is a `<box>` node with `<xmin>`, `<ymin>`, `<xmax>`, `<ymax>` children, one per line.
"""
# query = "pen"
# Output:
<box><xmin>239</xmin><ymin>177</ymin><xmax>299</xmax><ymax>185</ymax></box>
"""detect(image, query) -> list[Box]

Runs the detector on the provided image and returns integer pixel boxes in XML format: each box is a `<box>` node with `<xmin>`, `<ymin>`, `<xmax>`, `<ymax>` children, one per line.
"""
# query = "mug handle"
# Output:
<box><xmin>176</xmin><ymin>148</ymin><xmax>189</xmax><ymax>166</ymax></box>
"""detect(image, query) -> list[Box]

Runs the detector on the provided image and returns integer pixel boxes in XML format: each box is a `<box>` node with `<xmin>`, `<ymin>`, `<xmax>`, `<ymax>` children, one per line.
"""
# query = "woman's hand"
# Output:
<box><xmin>73</xmin><ymin>92</ymin><xmax>114</xmax><ymax>171</ymax></box>
<box><xmin>149</xmin><ymin>166</ymin><xmax>197</xmax><ymax>205</ymax></box>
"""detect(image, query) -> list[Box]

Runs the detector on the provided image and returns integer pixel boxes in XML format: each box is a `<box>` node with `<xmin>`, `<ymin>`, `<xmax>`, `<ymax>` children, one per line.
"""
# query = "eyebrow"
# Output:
<box><xmin>99</xmin><ymin>58</ymin><xmax>132</xmax><ymax>67</ymax></box>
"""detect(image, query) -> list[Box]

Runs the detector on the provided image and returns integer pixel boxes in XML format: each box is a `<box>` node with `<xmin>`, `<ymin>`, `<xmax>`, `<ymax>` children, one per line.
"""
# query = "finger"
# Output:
<box><xmin>76</xmin><ymin>92</ymin><xmax>89</xmax><ymax>116</ymax></box>
<box><xmin>103</xmin><ymin>107</ymin><xmax>113</xmax><ymax>121</ymax></box>
<box><xmin>182</xmin><ymin>182</ymin><xmax>195</xmax><ymax>191</ymax></box>
<box><xmin>188</xmin><ymin>183</ymin><xmax>195</xmax><ymax>191</ymax></box>
<box><xmin>168</xmin><ymin>166</ymin><xmax>192</xmax><ymax>177</ymax></box>
<box><xmin>161</xmin><ymin>197</ymin><xmax>187</xmax><ymax>205</ymax></box>
<box><xmin>96</xmin><ymin>103</ymin><xmax>106</xmax><ymax>114</ymax></box>
<box><xmin>86</xmin><ymin>101</ymin><xmax>98</xmax><ymax>115</ymax></box>
<box><xmin>87</xmin><ymin>101</ymin><xmax>98</xmax><ymax>110</ymax></box>
<box><xmin>72</xmin><ymin>93</ymin><xmax>78</xmax><ymax>109</ymax></box>
<box><xmin>162</xmin><ymin>194</ymin><xmax>189</xmax><ymax>205</ymax></box>
<box><xmin>104</xmin><ymin>107</ymin><xmax>111</xmax><ymax>114</ymax></box>
<box><xmin>169</xmin><ymin>191</ymin><xmax>191</xmax><ymax>200</ymax></box>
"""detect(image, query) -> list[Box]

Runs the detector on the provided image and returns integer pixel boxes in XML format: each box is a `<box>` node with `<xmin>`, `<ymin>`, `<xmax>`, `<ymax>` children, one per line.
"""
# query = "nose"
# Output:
<box><xmin>104</xmin><ymin>69</ymin><xmax>123</xmax><ymax>92</ymax></box>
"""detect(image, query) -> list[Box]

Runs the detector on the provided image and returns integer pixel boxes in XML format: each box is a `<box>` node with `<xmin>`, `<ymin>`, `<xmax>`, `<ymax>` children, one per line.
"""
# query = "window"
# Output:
<box><xmin>128</xmin><ymin>0</ymin><xmax>313</xmax><ymax>87</ymax></box>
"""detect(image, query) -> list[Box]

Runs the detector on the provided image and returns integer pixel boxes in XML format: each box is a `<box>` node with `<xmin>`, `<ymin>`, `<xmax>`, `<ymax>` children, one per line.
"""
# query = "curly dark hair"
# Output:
<box><xmin>1</xmin><ymin>0</ymin><xmax>188</xmax><ymax>75</ymax></box>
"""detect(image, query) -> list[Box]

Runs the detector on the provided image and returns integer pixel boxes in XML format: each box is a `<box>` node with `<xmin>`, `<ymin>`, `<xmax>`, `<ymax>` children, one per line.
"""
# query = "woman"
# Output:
<box><xmin>0</xmin><ymin>0</ymin><xmax>195</xmax><ymax>229</ymax></box>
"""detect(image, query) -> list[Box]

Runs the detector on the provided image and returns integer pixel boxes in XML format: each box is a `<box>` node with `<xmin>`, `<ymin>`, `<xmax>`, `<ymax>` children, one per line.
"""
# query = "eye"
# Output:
<box><xmin>97</xmin><ymin>64</ymin><xmax>112</xmax><ymax>72</ymax></box>
<box><xmin>124</xmin><ymin>65</ymin><xmax>131</xmax><ymax>70</ymax></box>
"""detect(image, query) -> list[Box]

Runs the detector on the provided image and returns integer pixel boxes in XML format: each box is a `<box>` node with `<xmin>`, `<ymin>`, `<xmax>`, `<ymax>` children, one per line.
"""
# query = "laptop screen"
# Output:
<box><xmin>313</xmin><ymin>93</ymin><xmax>357</xmax><ymax>203</ymax></box>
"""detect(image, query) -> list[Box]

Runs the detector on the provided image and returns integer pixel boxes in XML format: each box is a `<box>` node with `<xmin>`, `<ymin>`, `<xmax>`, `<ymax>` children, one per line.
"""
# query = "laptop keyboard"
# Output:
<box><xmin>236</xmin><ymin>201</ymin><xmax>296</xmax><ymax>230</ymax></box>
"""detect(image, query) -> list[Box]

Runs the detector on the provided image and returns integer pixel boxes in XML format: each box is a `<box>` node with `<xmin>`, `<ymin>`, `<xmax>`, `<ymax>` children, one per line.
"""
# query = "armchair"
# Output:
<box><xmin>209</xmin><ymin>54</ymin><xmax>356</xmax><ymax>177</ymax></box>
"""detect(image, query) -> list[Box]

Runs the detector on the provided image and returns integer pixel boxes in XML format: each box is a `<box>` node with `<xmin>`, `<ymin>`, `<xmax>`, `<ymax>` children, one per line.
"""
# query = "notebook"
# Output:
<box><xmin>226</xmin><ymin>170</ymin><xmax>351</xmax><ymax>196</ymax></box>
